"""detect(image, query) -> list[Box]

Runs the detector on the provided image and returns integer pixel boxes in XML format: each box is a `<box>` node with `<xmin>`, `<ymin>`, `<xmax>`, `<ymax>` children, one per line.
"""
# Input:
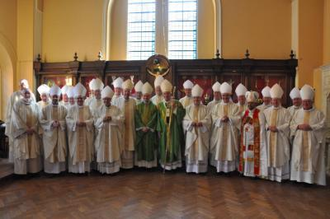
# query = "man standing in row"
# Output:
<box><xmin>37</xmin><ymin>84</ymin><xmax>51</xmax><ymax>110</ymax></box>
<box><xmin>257</xmin><ymin>86</ymin><xmax>271</xmax><ymax>112</ymax></box>
<box><xmin>207</xmin><ymin>82</ymin><xmax>221</xmax><ymax>114</ymax></box>
<box><xmin>157</xmin><ymin>79</ymin><xmax>185</xmax><ymax>171</ymax></box>
<box><xmin>94</xmin><ymin>86</ymin><xmax>123</xmax><ymax>174</ymax></box>
<box><xmin>239</xmin><ymin>91</ymin><xmax>267</xmax><ymax>178</ymax></box>
<box><xmin>66</xmin><ymin>83</ymin><xmax>94</xmax><ymax>173</ymax></box>
<box><xmin>151</xmin><ymin>75</ymin><xmax>164</xmax><ymax>106</ymax></box>
<box><xmin>11</xmin><ymin>88</ymin><xmax>42</xmax><ymax>174</ymax></box>
<box><xmin>288</xmin><ymin>87</ymin><xmax>302</xmax><ymax>117</ymax></box>
<box><xmin>183</xmin><ymin>84</ymin><xmax>211</xmax><ymax>173</ymax></box>
<box><xmin>179</xmin><ymin>79</ymin><xmax>194</xmax><ymax>108</ymax></box>
<box><xmin>40</xmin><ymin>85</ymin><xmax>67</xmax><ymax>174</ymax></box>
<box><xmin>210</xmin><ymin>82</ymin><xmax>240</xmax><ymax>173</ymax></box>
<box><xmin>290</xmin><ymin>84</ymin><xmax>326</xmax><ymax>186</ymax></box>
<box><xmin>235</xmin><ymin>83</ymin><xmax>248</xmax><ymax>116</ymax></box>
<box><xmin>135</xmin><ymin>82</ymin><xmax>158</xmax><ymax>168</ymax></box>
<box><xmin>60</xmin><ymin>85</ymin><xmax>71</xmax><ymax>108</ymax></box>
<box><xmin>113</xmin><ymin>79</ymin><xmax>136</xmax><ymax>169</ymax></box>
<box><xmin>263</xmin><ymin>84</ymin><xmax>291</xmax><ymax>182</ymax></box>
<box><xmin>134</xmin><ymin>80</ymin><xmax>144</xmax><ymax>105</ymax></box>
<box><xmin>89</xmin><ymin>78</ymin><xmax>104</xmax><ymax>116</ymax></box>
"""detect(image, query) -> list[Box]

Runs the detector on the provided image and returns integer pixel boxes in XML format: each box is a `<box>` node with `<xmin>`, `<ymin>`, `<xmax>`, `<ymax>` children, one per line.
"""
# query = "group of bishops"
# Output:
<box><xmin>4</xmin><ymin>76</ymin><xmax>327</xmax><ymax>186</ymax></box>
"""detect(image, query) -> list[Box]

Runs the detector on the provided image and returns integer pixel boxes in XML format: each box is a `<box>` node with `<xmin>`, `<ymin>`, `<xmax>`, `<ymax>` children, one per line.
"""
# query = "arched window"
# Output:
<box><xmin>105</xmin><ymin>0</ymin><xmax>218</xmax><ymax>60</ymax></box>
<box><xmin>126</xmin><ymin>0</ymin><xmax>197</xmax><ymax>60</ymax></box>
<box><xmin>127</xmin><ymin>0</ymin><xmax>156</xmax><ymax>60</ymax></box>
<box><xmin>168</xmin><ymin>0</ymin><xmax>197</xmax><ymax>59</ymax></box>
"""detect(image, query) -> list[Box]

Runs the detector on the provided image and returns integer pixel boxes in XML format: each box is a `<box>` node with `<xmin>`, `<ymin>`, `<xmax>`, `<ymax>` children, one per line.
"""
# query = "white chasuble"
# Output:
<box><xmin>290</xmin><ymin>108</ymin><xmax>326</xmax><ymax>186</ymax></box>
<box><xmin>40</xmin><ymin>104</ymin><xmax>68</xmax><ymax>174</ymax></box>
<box><xmin>94</xmin><ymin>105</ymin><xmax>123</xmax><ymax>174</ymax></box>
<box><xmin>66</xmin><ymin>105</ymin><xmax>94</xmax><ymax>173</ymax></box>
<box><xmin>263</xmin><ymin>106</ymin><xmax>291</xmax><ymax>182</ymax></box>
<box><xmin>183</xmin><ymin>104</ymin><xmax>211</xmax><ymax>173</ymax></box>
<box><xmin>12</xmin><ymin>100</ymin><xmax>42</xmax><ymax>174</ymax></box>
<box><xmin>112</xmin><ymin>97</ymin><xmax>136</xmax><ymax>169</ymax></box>
<box><xmin>210</xmin><ymin>102</ymin><xmax>241</xmax><ymax>173</ymax></box>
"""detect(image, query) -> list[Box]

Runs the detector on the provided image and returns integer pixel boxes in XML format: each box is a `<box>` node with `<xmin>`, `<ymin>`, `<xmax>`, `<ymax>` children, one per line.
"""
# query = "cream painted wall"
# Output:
<box><xmin>42</xmin><ymin>0</ymin><xmax>104</xmax><ymax>62</ymax></box>
<box><xmin>0</xmin><ymin>0</ymin><xmax>17</xmax><ymax>52</ymax></box>
<box><xmin>17</xmin><ymin>0</ymin><xmax>34</xmax><ymax>91</ymax></box>
<box><xmin>41</xmin><ymin>0</ymin><xmax>293</xmax><ymax>60</ymax></box>
<box><xmin>323</xmin><ymin>0</ymin><xmax>330</xmax><ymax>65</ymax></box>
<box><xmin>222</xmin><ymin>0</ymin><xmax>291</xmax><ymax>59</ymax></box>
<box><xmin>197</xmin><ymin>0</ymin><xmax>214</xmax><ymax>58</ymax></box>
<box><xmin>109</xmin><ymin>0</ymin><xmax>127</xmax><ymax>60</ymax></box>
<box><xmin>296</xmin><ymin>0</ymin><xmax>323</xmax><ymax>87</ymax></box>
<box><xmin>0</xmin><ymin>0</ymin><xmax>17</xmax><ymax>120</ymax></box>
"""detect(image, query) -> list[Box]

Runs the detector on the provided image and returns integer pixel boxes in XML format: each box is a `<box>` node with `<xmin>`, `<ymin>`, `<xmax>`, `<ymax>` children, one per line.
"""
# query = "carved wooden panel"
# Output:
<box><xmin>34</xmin><ymin>55</ymin><xmax>297</xmax><ymax>106</ymax></box>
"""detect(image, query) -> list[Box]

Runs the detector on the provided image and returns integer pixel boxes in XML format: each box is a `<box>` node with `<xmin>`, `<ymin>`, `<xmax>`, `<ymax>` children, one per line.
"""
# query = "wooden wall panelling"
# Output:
<box><xmin>33</xmin><ymin>56</ymin><xmax>297</xmax><ymax>106</ymax></box>
<box><xmin>104</xmin><ymin>61</ymin><xmax>144</xmax><ymax>94</ymax></box>
<box><xmin>174</xmin><ymin>59</ymin><xmax>215</xmax><ymax>101</ymax></box>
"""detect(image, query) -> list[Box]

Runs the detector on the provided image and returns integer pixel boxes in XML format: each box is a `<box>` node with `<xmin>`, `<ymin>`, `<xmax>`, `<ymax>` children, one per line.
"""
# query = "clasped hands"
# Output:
<box><xmin>298</xmin><ymin>124</ymin><xmax>312</xmax><ymax>131</ymax></box>
<box><xmin>221</xmin><ymin>116</ymin><xmax>229</xmax><ymax>123</ymax></box>
<box><xmin>26</xmin><ymin>127</ymin><xmax>35</xmax><ymax>135</ymax></box>
<box><xmin>76</xmin><ymin>121</ymin><xmax>86</xmax><ymax>127</ymax></box>
<box><xmin>191</xmin><ymin>122</ymin><xmax>203</xmax><ymax>127</ymax></box>
<box><xmin>268</xmin><ymin>126</ymin><xmax>278</xmax><ymax>132</ymax></box>
<box><xmin>51</xmin><ymin>120</ymin><xmax>60</xmax><ymax>128</ymax></box>
<box><xmin>103</xmin><ymin>116</ymin><xmax>112</xmax><ymax>122</ymax></box>
<box><xmin>142</xmin><ymin>127</ymin><xmax>150</xmax><ymax>132</ymax></box>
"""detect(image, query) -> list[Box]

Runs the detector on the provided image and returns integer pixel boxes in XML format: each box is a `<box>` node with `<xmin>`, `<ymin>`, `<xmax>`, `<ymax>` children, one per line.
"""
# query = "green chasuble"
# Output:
<box><xmin>157</xmin><ymin>100</ymin><xmax>185</xmax><ymax>165</ymax></box>
<box><xmin>135</xmin><ymin>101</ymin><xmax>158</xmax><ymax>161</ymax></box>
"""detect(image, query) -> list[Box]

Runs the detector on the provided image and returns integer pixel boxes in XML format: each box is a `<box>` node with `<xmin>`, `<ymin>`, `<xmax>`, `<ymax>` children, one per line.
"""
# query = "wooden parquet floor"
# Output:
<box><xmin>0</xmin><ymin>159</ymin><xmax>13</xmax><ymax>179</ymax></box>
<box><xmin>0</xmin><ymin>168</ymin><xmax>329</xmax><ymax>219</ymax></box>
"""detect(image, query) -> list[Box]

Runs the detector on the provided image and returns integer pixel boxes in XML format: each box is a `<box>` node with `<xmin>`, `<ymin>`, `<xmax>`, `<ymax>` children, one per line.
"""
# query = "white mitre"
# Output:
<box><xmin>134</xmin><ymin>80</ymin><xmax>143</xmax><ymax>93</ymax></box>
<box><xmin>101</xmin><ymin>86</ymin><xmax>114</xmax><ymax>99</ymax></box>
<box><xmin>270</xmin><ymin>83</ymin><xmax>284</xmax><ymax>99</ymax></box>
<box><xmin>246</xmin><ymin>91</ymin><xmax>259</xmax><ymax>103</ymax></box>
<box><xmin>212</xmin><ymin>82</ymin><xmax>221</xmax><ymax>92</ymax></box>
<box><xmin>300</xmin><ymin>84</ymin><xmax>314</xmax><ymax>100</ymax></box>
<box><xmin>113</xmin><ymin>77</ymin><xmax>124</xmax><ymax>88</ymax></box>
<box><xmin>37</xmin><ymin>84</ymin><xmax>50</xmax><ymax>95</ymax></box>
<box><xmin>235</xmin><ymin>83</ymin><xmax>247</xmax><ymax>97</ymax></box>
<box><xmin>192</xmin><ymin>84</ymin><xmax>203</xmax><ymax>97</ymax></box>
<box><xmin>289</xmin><ymin>87</ymin><xmax>301</xmax><ymax>99</ymax></box>
<box><xmin>122</xmin><ymin>79</ymin><xmax>134</xmax><ymax>90</ymax></box>
<box><xmin>261</xmin><ymin>86</ymin><xmax>271</xmax><ymax>97</ymax></box>
<box><xmin>142</xmin><ymin>82</ymin><xmax>153</xmax><ymax>95</ymax></box>
<box><xmin>183</xmin><ymin>80</ymin><xmax>194</xmax><ymax>89</ymax></box>
<box><xmin>73</xmin><ymin>82</ymin><xmax>87</xmax><ymax>97</ymax></box>
<box><xmin>49</xmin><ymin>84</ymin><xmax>62</xmax><ymax>96</ymax></box>
<box><xmin>160</xmin><ymin>79</ymin><xmax>173</xmax><ymax>93</ymax></box>
<box><xmin>220</xmin><ymin>82</ymin><xmax>232</xmax><ymax>94</ymax></box>
<box><xmin>91</xmin><ymin>78</ymin><xmax>104</xmax><ymax>91</ymax></box>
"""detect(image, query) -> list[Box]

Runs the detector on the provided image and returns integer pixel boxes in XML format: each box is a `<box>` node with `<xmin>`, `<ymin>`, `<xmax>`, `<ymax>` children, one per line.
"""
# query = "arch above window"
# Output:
<box><xmin>103</xmin><ymin>0</ymin><xmax>221</xmax><ymax>60</ymax></box>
